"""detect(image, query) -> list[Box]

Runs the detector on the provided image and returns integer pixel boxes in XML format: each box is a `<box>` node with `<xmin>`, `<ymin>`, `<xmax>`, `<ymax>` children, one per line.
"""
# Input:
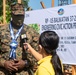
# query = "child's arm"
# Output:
<box><xmin>24</xmin><ymin>43</ymin><xmax>42</xmax><ymax>61</ymax></box>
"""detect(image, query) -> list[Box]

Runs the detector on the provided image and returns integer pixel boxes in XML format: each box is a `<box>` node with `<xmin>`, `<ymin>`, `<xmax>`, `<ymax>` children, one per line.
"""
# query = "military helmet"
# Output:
<box><xmin>11</xmin><ymin>3</ymin><xmax>25</xmax><ymax>15</ymax></box>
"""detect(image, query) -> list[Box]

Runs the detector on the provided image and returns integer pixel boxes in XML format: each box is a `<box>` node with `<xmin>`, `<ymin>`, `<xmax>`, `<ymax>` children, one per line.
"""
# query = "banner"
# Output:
<box><xmin>24</xmin><ymin>4</ymin><xmax>76</xmax><ymax>65</ymax></box>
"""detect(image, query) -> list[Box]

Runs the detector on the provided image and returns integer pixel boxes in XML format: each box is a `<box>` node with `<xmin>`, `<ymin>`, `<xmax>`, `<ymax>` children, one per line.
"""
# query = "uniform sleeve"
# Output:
<box><xmin>0</xmin><ymin>58</ymin><xmax>6</xmax><ymax>67</ymax></box>
<box><xmin>35</xmin><ymin>66</ymin><xmax>51</xmax><ymax>75</ymax></box>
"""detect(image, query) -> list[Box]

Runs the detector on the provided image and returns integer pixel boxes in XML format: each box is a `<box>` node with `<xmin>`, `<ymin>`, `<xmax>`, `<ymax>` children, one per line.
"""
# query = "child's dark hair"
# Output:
<box><xmin>39</xmin><ymin>31</ymin><xmax>64</xmax><ymax>75</ymax></box>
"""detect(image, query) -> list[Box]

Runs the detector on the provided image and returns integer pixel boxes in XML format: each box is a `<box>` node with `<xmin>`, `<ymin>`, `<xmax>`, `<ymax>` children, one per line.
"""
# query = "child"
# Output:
<box><xmin>24</xmin><ymin>31</ymin><xmax>64</xmax><ymax>75</ymax></box>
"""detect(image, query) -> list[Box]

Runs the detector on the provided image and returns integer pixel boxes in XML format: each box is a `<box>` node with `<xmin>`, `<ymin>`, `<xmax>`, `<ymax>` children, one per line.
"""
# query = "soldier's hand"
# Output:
<box><xmin>14</xmin><ymin>59</ymin><xmax>25</xmax><ymax>70</ymax></box>
<box><xmin>4</xmin><ymin>60</ymin><xmax>18</xmax><ymax>72</ymax></box>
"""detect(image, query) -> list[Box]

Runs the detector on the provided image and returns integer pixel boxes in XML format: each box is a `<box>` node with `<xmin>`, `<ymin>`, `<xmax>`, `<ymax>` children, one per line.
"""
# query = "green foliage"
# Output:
<box><xmin>0</xmin><ymin>16</ymin><xmax>3</xmax><ymax>23</ymax></box>
<box><xmin>22</xmin><ymin>0</ymin><xmax>29</xmax><ymax>8</ymax></box>
<box><xmin>6</xmin><ymin>4</ymin><xmax>11</xmax><ymax>23</ymax></box>
<box><xmin>29</xmin><ymin>24</ymin><xmax>40</xmax><ymax>33</ymax></box>
<box><xmin>0</xmin><ymin>0</ymin><xmax>29</xmax><ymax>23</ymax></box>
<box><xmin>0</xmin><ymin>0</ymin><xmax>3</xmax><ymax>23</ymax></box>
<box><xmin>0</xmin><ymin>0</ymin><xmax>3</xmax><ymax>16</ymax></box>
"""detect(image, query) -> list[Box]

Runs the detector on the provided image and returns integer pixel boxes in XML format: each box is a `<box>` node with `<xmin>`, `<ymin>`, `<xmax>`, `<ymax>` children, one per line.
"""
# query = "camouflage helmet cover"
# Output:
<box><xmin>11</xmin><ymin>3</ymin><xmax>25</xmax><ymax>15</ymax></box>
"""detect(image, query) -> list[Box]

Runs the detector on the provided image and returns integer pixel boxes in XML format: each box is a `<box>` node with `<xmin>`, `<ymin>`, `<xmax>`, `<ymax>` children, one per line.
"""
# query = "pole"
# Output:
<box><xmin>17</xmin><ymin>0</ymin><xmax>21</xmax><ymax>4</ymax></box>
<box><xmin>3</xmin><ymin>0</ymin><xmax>6</xmax><ymax>25</ymax></box>
<box><xmin>40</xmin><ymin>1</ymin><xmax>46</xmax><ymax>9</ymax></box>
<box><xmin>72</xmin><ymin>65</ymin><xmax>76</xmax><ymax>75</ymax></box>
<box><xmin>73</xmin><ymin>0</ymin><xmax>76</xmax><ymax>4</ymax></box>
<box><xmin>51</xmin><ymin>0</ymin><xmax>54</xmax><ymax>7</ymax></box>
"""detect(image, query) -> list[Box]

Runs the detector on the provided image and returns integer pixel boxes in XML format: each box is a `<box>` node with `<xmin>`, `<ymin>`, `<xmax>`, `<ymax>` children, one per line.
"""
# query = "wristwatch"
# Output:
<box><xmin>25</xmin><ymin>60</ymin><xmax>29</xmax><ymax>67</ymax></box>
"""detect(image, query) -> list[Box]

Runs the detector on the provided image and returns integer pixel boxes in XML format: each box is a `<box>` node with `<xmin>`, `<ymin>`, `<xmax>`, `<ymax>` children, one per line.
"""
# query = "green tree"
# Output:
<box><xmin>0</xmin><ymin>0</ymin><xmax>3</xmax><ymax>23</ymax></box>
<box><xmin>0</xmin><ymin>0</ymin><xmax>29</xmax><ymax>23</ymax></box>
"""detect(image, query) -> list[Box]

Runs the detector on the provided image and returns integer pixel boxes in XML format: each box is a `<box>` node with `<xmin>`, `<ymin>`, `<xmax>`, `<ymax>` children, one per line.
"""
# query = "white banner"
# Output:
<box><xmin>24</xmin><ymin>4</ymin><xmax>76</xmax><ymax>65</ymax></box>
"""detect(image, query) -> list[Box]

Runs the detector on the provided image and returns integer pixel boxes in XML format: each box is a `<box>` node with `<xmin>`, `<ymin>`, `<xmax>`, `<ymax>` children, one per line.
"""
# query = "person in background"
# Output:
<box><xmin>24</xmin><ymin>31</ymin><xmax>64</xmax><ymax>75</ymax></box>
<box><xmin>0</xmin><ymin>3</ymin><xmax>39</xmax><ymax>75</ymax></box>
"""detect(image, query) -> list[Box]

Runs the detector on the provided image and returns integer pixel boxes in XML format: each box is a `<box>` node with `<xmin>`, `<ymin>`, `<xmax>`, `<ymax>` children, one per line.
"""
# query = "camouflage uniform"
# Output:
<box><xmin>0</xmin><ymin>3</ymin><xmax>39</xmax><ymax>75</ymax></box>
<box><xmin>0</xmin><ymin>24</ymin><xmax>39</xmax><ymax>75</ymax></box>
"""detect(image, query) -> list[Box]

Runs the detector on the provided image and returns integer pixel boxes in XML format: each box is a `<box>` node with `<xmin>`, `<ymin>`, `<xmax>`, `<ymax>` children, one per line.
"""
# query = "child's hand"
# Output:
<box><xmin>24</xmin><ymin>43</ymin><xmax>42</xmax><ymax>61</ymax></box>
<box><xmin>23</xmin><ymin>43</ymin><xmax>33</xmax><ymax>53</ymax></box>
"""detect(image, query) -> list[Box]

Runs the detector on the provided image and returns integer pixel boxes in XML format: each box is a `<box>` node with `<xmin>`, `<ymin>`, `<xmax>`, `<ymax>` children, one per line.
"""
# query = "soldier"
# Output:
<box><xmin>0</xmin><ymin>3</ymin><xmax>39</xmax><ymax>75</ymax></box>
